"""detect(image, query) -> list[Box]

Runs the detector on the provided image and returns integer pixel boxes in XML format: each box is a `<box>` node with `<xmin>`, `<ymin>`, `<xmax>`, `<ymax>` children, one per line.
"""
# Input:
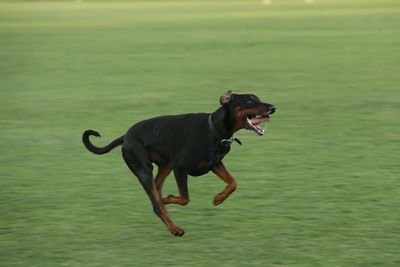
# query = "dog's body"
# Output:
<box><xmin>83</xmin><ymin>91</ymin><xmax>276</xmax><ymax>236</ymax></box>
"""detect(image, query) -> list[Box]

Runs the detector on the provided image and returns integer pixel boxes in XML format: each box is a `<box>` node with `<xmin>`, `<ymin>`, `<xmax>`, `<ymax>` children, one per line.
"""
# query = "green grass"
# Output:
<box><xmin>1</xmin><ymin>0</ymin><xmax>399</xmax><ymax>266</ymax></box>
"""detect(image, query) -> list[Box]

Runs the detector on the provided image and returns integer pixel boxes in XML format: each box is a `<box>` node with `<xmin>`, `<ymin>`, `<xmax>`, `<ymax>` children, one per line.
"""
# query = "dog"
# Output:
<box><xmin>82</xmin><ymin>90</ymin><xmax>276</xmax><ymax>236</ymax></box>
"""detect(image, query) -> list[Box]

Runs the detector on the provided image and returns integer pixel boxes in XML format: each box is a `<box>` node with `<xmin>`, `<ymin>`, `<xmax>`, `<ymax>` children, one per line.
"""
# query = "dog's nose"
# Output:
<box><xmin>270</xmin><ymin>105</ymin><xmax>277</xmax><ymax>114</ymax></box>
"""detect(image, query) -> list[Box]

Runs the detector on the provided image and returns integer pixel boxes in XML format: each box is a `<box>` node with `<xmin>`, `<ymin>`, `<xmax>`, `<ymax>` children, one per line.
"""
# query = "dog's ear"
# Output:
<box><xmin>220</xmin><ymin>90</ymin><xmax>234</xmax><ymax>106</ymax></box>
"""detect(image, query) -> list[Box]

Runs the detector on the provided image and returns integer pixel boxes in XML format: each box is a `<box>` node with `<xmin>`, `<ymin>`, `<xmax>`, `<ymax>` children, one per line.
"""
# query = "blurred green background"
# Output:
<box><xmin>1</xmin><ymin>0</ymin><xmax>399</xmax><ymax>266</ymax></box>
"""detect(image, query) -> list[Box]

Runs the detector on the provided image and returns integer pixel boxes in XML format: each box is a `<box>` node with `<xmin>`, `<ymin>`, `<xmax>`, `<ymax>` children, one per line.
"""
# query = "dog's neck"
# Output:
<box><xmin>210</xmin><ymin>106</ymin><xmax>235</xmax><ymax>139</ymax></box>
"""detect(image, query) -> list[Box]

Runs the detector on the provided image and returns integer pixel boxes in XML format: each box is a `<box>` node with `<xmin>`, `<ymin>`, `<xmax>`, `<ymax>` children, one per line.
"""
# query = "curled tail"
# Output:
<box><xmin>82</xmin><ymin>130</ymin><xmax>124</xmax><ymax>155</ymax></box>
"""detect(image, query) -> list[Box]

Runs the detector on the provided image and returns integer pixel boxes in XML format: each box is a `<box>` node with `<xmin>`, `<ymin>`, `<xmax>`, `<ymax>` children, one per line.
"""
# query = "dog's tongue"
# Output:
<box><xmin>250</xmin><ymin>116</ymin><xmax>270</xmax><ymax>126</ymax></box>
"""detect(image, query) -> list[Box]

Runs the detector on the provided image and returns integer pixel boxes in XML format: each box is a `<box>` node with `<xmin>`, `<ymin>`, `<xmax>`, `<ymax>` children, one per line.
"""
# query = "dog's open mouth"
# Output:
<box><xmin>246</xmin><ymin>113</ymin><xmax>270</xmax><ymax>136</ymax></box>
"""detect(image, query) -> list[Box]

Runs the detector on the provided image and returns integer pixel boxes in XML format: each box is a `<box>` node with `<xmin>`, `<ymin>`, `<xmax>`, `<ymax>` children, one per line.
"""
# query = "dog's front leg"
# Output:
<box><xmin>162</xmin><ymin>168</ymin><xmax>190</xmax><ymax>206</ymax></box>
<box><xmin>211</xmin><ymin>162</ymin><xmax>237</xmax><ymax>206</ymax></box>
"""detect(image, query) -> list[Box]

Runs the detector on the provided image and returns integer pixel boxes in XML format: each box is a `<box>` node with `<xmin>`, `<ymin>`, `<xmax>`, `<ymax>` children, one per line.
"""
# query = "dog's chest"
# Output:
<box><xmin>187</xmin><ymin>145</ymin><xmax>230</xmax><ymax>176</ymax></box>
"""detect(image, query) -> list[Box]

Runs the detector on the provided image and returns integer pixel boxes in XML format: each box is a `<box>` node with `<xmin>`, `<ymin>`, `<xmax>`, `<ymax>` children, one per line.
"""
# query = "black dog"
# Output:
<box><xmin>82</xmin><ymin>91</ymin><xmax>276</xmax><ymax>236</ymax></box>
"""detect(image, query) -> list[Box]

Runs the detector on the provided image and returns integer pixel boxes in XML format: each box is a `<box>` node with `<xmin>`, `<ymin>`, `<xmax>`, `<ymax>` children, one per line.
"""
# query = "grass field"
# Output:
<box><xmin>1</xmin><ymin>0</ymin><xmax>399</xmax><ymax>266</ymax></box>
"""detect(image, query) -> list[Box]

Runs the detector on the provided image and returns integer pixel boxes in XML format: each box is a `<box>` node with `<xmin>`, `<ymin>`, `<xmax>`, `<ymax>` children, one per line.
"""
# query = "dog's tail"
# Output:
<box><xmin>82</xmin><ymin>130</ymin><xmax>124</xmax><ymax>155</ymax></box>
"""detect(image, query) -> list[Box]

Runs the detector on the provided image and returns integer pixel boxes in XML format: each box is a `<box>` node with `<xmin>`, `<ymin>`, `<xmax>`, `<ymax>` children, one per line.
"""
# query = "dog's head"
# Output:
<box><xmin>220</xmin><ymin>90</ymin><xmax>276</xmax><ymax>136</ymax></box>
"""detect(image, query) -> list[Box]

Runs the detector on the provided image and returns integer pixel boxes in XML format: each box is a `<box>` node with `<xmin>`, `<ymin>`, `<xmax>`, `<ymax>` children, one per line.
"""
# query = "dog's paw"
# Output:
<box><xmin>163</xmin><ymin>195</ymin><xmax>189</xmax><ymax>206</ymax></box>
<box><xmin>162</xmin><ymin>195</ymin><xmax>176</xmax><ymax>204</ymax></box>
<box><xmin>169</xmin><ymin>225</ymin><xmax>185</xmax><ymax>237</ymax></box>
<box><xmin>213</xmin><ymin>193</ymin><xmax>227</xmax><ymax>206</ymax></box>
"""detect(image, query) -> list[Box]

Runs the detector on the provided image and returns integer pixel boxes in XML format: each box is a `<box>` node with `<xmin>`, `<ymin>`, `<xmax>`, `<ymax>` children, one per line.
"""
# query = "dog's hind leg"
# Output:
<box><xmin>154</xmin><ymin>162</ymin><xmax>172</xmax><ymax>198</ymax></box>
<box><xmin>122</xmin><ymin>146</ymin><xmax>184</xmax><ymax>236</ymax></box>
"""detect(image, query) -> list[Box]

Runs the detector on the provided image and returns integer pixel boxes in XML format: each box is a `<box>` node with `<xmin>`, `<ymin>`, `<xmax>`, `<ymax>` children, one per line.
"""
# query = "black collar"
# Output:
<box><xmin>208</xmin><ymin>114</ymin><xmax>242</xmax><ymax>146</ymax></box>
<box><xmin>208</xmin><ymin>114</ymin><xmax>222</xmax><ymax>140</ymax></box>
